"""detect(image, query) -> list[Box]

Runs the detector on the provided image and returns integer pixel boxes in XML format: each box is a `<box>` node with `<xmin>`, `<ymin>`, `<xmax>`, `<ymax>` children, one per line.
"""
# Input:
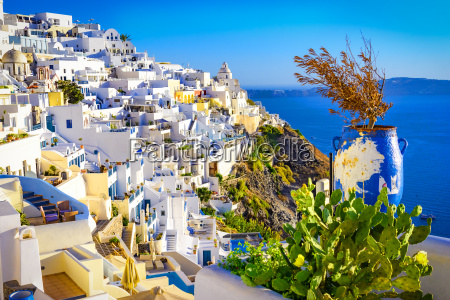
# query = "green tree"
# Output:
<box><xmin>120</xmin><ymin>34</ymin><xmax>131</xmax><ymax>42</ymax></box>
<box><xmin>56</xmin><ymin>80</ymin><xmax>84</xmax><ymax>104</ymax></box>
<box><xmin>196</xmin><ymin>187</ymin><xmax>212</xmax><ymax>203</ymax></box>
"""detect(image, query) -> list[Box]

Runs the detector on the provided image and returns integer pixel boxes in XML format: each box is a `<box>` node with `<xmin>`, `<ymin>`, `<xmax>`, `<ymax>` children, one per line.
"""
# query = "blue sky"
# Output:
<box><xmin>6</xmin><ymin>0</ymin><xmax>450</xmax><ymax>88</ymax></box>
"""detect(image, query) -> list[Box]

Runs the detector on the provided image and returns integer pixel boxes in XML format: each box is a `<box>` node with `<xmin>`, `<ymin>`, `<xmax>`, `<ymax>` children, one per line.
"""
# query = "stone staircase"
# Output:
<box><xmin>84</xmin><ymin>161</ymin><xmax>100</xmax><ymax>172</ymax></box>
<box><xmin>166</xmin><ymin>232</ymin><xmax>176</xmax><ymax>252</ymax></box>
<box><xmin>122</xmin><ymin>225</ymin><xmax>134</xmax><ymax>253</ymax></box>
<box><xmin>23</xmin><ymin>191</ymin><xmax>57</xmax><ymax>214</ymax></box>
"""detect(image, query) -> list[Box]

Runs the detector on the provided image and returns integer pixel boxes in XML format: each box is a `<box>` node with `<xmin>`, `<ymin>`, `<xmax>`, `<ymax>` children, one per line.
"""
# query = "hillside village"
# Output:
<box><xmin>0</xmin><ymin>4</ymin><xmax>321</xmax><ymax>300</ymax></box>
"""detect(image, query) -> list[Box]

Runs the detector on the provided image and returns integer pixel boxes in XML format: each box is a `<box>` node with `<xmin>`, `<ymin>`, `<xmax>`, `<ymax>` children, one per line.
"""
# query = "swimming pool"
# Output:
<box><xmin>146</xmin><ymin>272</ymin><xmax>194</xmax><ymax>294</ymax></box>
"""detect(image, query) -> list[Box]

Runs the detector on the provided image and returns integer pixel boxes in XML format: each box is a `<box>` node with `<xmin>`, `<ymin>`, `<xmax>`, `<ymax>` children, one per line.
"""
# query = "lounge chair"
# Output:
<box><xmin>40</xmin><ymin>206</ymin><xmax>59</xmax><ymax>224</ymax></box>
<box><xmin>62</xmin><ymin>211</ymin><xmax>78</xmax><ymax>222</ymax></box>
<box><xmin>154</xmin><ymin>260</ymin><xmax>164</xmax><ymax>270</ymax></box>
<box><xmin>57</xmin><ymin>200</ymin><xmax>72</xmax><ymax>215</ymax></box>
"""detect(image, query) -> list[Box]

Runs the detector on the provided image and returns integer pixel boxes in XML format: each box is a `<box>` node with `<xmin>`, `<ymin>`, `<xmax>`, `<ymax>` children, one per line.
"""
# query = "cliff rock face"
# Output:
<box><xmin>232</xmin><ymin>127</ymin><xmax>329</xmax><ymax>236</ymax></box>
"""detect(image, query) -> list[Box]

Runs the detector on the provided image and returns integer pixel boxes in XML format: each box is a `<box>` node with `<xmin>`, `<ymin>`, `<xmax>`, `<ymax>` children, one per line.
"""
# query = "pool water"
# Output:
<box><xmin>146</xmin><ymin>272</ymin><xmax>194</xmax><ymax>294</ymax></box>
<box><xmin>230</xmin><ymin>239</ymin><xmax>249</xmax><ymax>252</ymax></box>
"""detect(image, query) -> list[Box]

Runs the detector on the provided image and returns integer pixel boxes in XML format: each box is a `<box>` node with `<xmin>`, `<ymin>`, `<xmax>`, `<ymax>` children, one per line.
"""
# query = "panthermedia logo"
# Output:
<box><xmin>129</xmin><ymin>137</ymin><xmax>314</xmax><ymax>163</ymax></box>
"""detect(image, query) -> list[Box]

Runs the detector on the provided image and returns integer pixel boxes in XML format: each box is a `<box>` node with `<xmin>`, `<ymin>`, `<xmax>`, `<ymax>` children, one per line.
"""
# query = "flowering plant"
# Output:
<box><xmin>220</xmin><ymin>179</ymin><xmax>433</xmax><ymax>299</ymax></box>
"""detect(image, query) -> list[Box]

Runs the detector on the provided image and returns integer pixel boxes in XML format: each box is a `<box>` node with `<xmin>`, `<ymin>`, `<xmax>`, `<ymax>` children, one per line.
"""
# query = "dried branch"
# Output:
<box><xmin>293</xmin><ymin>36</ymin><xmax>392</xmax><ymax>129</ymax></box>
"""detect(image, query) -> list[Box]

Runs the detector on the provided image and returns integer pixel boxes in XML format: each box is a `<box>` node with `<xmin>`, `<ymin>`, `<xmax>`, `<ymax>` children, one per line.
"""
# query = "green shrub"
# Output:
<box><xmin>246</xmin><ymin>195</ymin><xmax>270</xmax><ymax>218</ymax></box>
<box><xmin>201</xmin><ymin>207</ymin><xmax>216</xmax><ymax>216</ymax></box>
<box><xmin>222</xmin><ymin>211</ymin><xmax>280</xmax><ymax>241</ymax></box>
<box><xmin>275</xmin><ymin>163</ymin><xmax>295</xmax><ymax>184</ymax></box>
<box><xmin>111</xmin><ymin>205</ymin><xmax>118</xmax><ymax>217</ymax></box>
<box><xmin>109</xmin><ymin>237</ymin><xmax>120</xmax><ymax>244</ymax></box>
<box><xmin>228</xmin><ymin>180</ymin><xmax>248</xmax><ymax>203</ymax></box>
<box><xmin>17</xmin><ymin>209</ymin><xmax>30</xmax><ymax>226</ymax></box>
<box><xmin>135</xmin><ymin>234</ymin><xmax>142</xmax><ymax>244</ymax></box>
<box><xmin>215</xmin><ymin>173</ymin><xmax>223</xmax><ymax>183</ymax></box>
<box><xmin>197</xmin><ymin>187</ymin><xmax>212</xmax><ymax>203</ymax></box>
<box><xmin>122</xmin><ymin>215</ymin><xmax>129</xmax><ymax>226</ymax></box>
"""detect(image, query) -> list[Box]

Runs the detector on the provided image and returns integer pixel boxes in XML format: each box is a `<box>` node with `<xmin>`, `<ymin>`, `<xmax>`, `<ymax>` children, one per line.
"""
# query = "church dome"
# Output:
<box><xmin>218</xmin><ymin>62</ymin><xmax>231</xmax><ymax>73</ymax></box>
<box><xmin>2</xmin><ymin>49</ymin><xmax>28</xmax><ymax>64</ymax></box>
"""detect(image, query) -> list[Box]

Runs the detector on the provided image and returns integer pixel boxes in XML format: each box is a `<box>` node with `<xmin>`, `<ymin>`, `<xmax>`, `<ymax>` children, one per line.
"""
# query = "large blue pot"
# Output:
<box><xmin>332</xmin><ymin>125</ymin><xmax>407</xmax><ymax>209</ymax></box>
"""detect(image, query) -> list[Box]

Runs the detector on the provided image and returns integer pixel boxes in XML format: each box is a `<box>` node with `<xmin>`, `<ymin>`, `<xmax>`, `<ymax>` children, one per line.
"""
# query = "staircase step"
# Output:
<box><xmin>40</xmin><ymin>203</ymin><xmax>56</xmax><ymax>211</ymax></box>
<box><xmin>32</xmin><ymin>200</ymin><xmax>50</xmax><ymax>207</ymax></box>
<box><xmin>23</xmin><ymin>191</ymin><xmax>34</xmax><ymax>198</ymax></box>
<box><xmin>25</xmin><ymin>195</ymin><xmax>43</xmax><ymax>202</ymax></box>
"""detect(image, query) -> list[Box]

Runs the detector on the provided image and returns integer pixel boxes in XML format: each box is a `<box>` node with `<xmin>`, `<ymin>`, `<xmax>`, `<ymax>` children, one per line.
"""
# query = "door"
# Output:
<box><xmin>202</xmin><ymin>250</ymin><xmax>211</xmax><ymax>266</ymax></box>
<box><xmin>46</xmin><ymin>116</ymin><xmax>54</xmax><ymax>132</ymax></box>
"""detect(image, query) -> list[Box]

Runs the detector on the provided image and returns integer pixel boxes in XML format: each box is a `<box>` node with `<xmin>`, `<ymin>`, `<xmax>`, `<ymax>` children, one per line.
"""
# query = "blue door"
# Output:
<box><xmin>202</xmin><ymin>250</ymin><xmax>211</xmax><ymax>266</ymax></box>
<box><xmin>46</xmin><ymin>116</ymin><xmax>55</xmax><ymax>132</ymax></box>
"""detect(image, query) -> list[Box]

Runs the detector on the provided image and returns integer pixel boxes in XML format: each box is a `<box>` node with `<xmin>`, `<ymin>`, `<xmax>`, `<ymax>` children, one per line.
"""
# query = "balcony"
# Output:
<box><xmin>128</xmin><ymin>186</ymin><xmax>144</xmax><ymax>203</ymax></box>
<box><xmin>107</xmin><ymin>165</ymin><xmax>117</xmax><ymax>177</ymax></box>
<box><xmin>147</xmin><ymin>211</ymin><xmax>157</xmax><ymax>226</ymax></box>
<box><xmin>31</xmin><ymin>123</ymin><xmax>42</xmax><ymax>131</ymax></box>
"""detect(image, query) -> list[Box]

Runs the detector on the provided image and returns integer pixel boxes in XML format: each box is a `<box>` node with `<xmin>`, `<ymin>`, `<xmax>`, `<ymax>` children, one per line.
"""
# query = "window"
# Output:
<box><xmin>66</xmin><ymin>119</ymin><xmax>72</xmax><ymax>128</ymax></box>
<box><xmin>71</xmin><ymin>69</ymin><xmax>74</xmax><ymax>74</ymax></box>
<box><xmin>161</xmin><ymin>210</ymin><xmax>165</xmax><ymax>216</ymax></box>
<box><xmin>49</xmin><ymin>65</ymin><xmax>53</xmax><ymax>70</ymax></box>
<box><xmin>64</xmin><ymin>69</ymin><xmax>66</xmax><ymax>73</ymax></box>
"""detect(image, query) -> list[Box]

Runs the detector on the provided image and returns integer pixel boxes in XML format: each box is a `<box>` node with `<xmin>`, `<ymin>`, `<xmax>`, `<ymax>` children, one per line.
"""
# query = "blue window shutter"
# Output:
<box><xmin>66</xmin><ymin>120</ymin><xmax>72</xmax><ymax>128</ymax></box>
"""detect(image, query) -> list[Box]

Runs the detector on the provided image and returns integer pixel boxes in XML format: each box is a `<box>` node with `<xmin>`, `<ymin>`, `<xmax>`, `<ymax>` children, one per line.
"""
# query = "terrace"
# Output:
<box><xmin>187</xmin><ymin>217</ymin><xmax>214</xmax><ymax>240</ymax></box>
<box><xmin>0</xmin><ymin>176</ymin><xmax>91</xmax><ymax>229</ymax></box>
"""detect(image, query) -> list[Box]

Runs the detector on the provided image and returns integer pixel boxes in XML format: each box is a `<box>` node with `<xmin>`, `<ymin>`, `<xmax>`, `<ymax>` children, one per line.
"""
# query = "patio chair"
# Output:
<box><xmin>40</xmin><ymin>206</ymin><xmax>59</xmax><ymax>224</ymax></box>
<box><xmin>62</xmin><ymin>211</ymin><xmax>78</xmax><ymax>222</ymax></box>
<box><xmin>57</xmin><ymin>200</ymin><xmax>72</xmax><ymax>215</ymax></box>
<box><xmin>187</xmin><ymin>226</ymin><xmax>195</xmax><ymax>236</ymax></box>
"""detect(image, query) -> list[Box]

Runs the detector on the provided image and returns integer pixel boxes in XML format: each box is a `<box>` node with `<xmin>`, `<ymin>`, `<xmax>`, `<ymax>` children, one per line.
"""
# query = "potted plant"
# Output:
<box><xmin>220</xmin><ymin>179</ymin><xmax>433</xmax><ymax>299</ymax></box>
<box><xmin>90</xmin><ymin>212</ymin><xmax>98</xmax><ymax>223</ymax></box>
<box><xmin>294</xmin><ymin>38</ymin><xmax>407</xmax><ymax>208</ymax></box>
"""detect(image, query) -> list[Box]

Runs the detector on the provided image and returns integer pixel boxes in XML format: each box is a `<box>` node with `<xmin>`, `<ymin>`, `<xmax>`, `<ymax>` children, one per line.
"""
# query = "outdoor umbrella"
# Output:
<box><xmin>149</xmin><ymin>236</ymin><xmax>157</xmax><ymax>261</ymax></box>
<box><xmin>121</xmin><ymin>256</ymin><xmax>141</xmax><ymax>293</ymax></box>
<box><xmin>120</xmin><ymin>285</ymin><xmax>194</xmax><ymax>300</ymax></box>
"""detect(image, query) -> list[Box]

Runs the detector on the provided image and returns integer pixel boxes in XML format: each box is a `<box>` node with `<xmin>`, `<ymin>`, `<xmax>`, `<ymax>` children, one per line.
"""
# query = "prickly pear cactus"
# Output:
<box><xmin>220</xmin><ymin>179</ymin><xmax>433</xmax><ymax>300</ymax></box>
<box><xmin>287</xmin><ymin>181</ymin><xmax>433</xmax><ymax>299</ymax></box>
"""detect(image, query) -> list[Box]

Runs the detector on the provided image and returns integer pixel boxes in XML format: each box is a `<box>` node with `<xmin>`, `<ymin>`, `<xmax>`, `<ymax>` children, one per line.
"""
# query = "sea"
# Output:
<box><xmin>254</xmin><ymin>95</ymin><xmax>450</xmax><ymax>238</ymax></box>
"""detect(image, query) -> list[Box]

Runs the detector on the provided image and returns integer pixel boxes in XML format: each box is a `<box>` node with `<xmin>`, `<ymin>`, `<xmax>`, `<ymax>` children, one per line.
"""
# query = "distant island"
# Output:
<box><xmin>247</xmin><ymin>77</ymin><xmax>450</xmax><ymax>98</ymax></box>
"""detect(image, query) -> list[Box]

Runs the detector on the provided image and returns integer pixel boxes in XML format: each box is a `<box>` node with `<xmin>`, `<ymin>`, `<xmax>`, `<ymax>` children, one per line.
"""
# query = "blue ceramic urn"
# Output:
<box><xmin>332</xmin><ymin>125</ymin><xmax>407</xmax><ymax>209</ymax></box>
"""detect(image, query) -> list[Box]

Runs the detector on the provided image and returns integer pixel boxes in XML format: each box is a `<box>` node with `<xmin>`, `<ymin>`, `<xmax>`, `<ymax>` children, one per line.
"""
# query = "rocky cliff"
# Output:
<box><xmin>229</xmin><ymin>126</ymin><xmax>329</xmax><ymax>237</ymax></box>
